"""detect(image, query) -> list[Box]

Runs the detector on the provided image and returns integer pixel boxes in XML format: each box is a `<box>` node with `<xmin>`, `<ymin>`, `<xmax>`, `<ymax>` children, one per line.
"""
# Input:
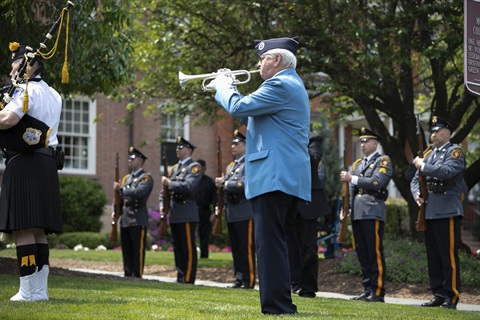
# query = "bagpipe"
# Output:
<box><xmin>0</xmin><ymin>1</ymin><xmax>74</xmax><ymax>153</ymax></box>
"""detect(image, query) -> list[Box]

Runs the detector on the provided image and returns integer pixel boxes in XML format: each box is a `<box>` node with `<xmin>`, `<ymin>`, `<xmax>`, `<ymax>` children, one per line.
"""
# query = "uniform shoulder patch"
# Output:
<box><xmin>380</xmin><ymin>156</ymin><xmax>390</xmax><ymax>167</ymax></box>
<box><xmin>191</xmin><ymin>164</ymin><xmax>201</xmax><ymax>174</ymax></box>
<box><xmin>452</xmin><ymin>148</ymin><xmax>462</xmax><ymax>159</ymax></box>
<box><xmin>142</xmin><ymin>175</ymin><xmax>152</xmax><ymax>183</ymax></box>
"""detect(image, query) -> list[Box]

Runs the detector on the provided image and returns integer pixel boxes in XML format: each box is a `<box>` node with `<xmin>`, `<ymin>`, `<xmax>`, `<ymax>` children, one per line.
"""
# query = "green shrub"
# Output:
<box><xmin>385</xmin><ymin>198</ymin><xmax>410</xmax><ymax>240</ymax></box>
<box><xmin>335</xmin><ymin>239</ymin><xmax>480</xmax><ymax>286</ymax></box>
<box><xmin>59</xmin><ymin>176</ymin><xmax>107</xmax><ymax>232</ymax></box>
<box><xmin>49</xmin><ymin>232</ymin><xmax>114</xmax><ymax>249</ymax></box>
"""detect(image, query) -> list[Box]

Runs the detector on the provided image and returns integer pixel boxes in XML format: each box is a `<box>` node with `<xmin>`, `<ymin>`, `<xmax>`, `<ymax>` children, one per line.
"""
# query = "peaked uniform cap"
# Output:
<box><xmin>129</xmin><ymin>146</ymin><xmax>147</xmax><ymax>160</ymax></box>
<box><xmin>359</xmin><ymin>127</ymin><xmax>382</xmax><ymax>142</ymax></box>
<box><xmin>232</xmin><ymin>130</ymin><xmax>246</xmax><ymax>143</ymax></box>
<box><xmin>176</xmin><ymin>136</ymin><xmax>196</xmax><ymax>149</ymax></box>
<box><xmin>430</xmin><ymin>116</ymin><xmax>454</xmax><ymax>132</ymax></box>
<box><xmin>254</xmin><ymin>36</ymin><xmax>299</xmax><ymax>56</ymax></box>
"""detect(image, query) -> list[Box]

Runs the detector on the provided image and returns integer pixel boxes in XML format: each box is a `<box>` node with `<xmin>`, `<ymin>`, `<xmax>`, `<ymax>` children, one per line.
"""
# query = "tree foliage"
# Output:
<box><xmin>3</xmin><ymin>1</ymin><xmax>478</xmax><ymax>237</ymax></box>
<box><xmin>0</xmin><ymin>0</ymin><xmax>135</xmax><ymax>97</ymax></box>
<box><xmin>129</xmin><ymin>0</ymin><xmax>479</xmax><ymax>236</ymax></box>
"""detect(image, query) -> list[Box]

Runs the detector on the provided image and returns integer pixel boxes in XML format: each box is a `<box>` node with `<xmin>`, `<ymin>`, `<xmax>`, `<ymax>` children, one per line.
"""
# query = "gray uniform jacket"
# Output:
<box><xmin>410</xmin><ymin>142</ymin><xmax>465</xmax><ymax>220</ymax></box>
<box><xmin>168</xmin><ymin>158</ymin><xmax>202</xmax><ymax>224</ymax></box>
<box><xmin>120</xmin><ymin>169</ymin><xmax>154</xmax><ymax>228</ymax></box>
<box><xmin>224</xmin><ymin>157</ymin><xmax>253</xmax><ymax>223</ymax></box>
<box><xmin>349</xmin><ymin>152</ymin><xmax>393</xmax><ymax>223</ymax></box>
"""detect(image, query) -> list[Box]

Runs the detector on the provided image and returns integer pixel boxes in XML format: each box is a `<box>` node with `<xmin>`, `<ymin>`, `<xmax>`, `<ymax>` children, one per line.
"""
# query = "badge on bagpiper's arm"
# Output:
<box><xmin>452</xmin><ymin>148</ymin><xmax>462</xmax><ymax>159</ymax></box>
<box><xmin>23</xmin><ymin>127</ymin><xmax>42</xmax><ymax>145</ymax></box>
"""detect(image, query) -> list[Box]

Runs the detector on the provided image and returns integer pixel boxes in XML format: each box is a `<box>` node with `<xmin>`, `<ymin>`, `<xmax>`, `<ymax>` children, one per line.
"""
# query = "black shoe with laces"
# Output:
<box><xmin>361</xmin><ymin>294</ymin><xmax>385</xmax><ymax>303</ymax></box>
<box><xmin>350</xmin><ymin>290</ymin><xmax>370</xmax><ymax>301</ymax></box>
<box><xmin>421</xmin><ymin>296</ymin><xmax>445</xmax><ymax>307</ymax></box>
<box><xmin>440</xmin><ymin>298</ymin><xmax>457</xmax><ymax>310</ymax></box>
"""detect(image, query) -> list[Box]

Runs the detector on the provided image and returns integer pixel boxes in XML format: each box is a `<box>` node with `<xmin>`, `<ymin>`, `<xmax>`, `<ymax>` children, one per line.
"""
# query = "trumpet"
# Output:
<box><xmin>178</xmin><ymin>69</ymin><xmax>260</xmax><ymax>91</ymax></box>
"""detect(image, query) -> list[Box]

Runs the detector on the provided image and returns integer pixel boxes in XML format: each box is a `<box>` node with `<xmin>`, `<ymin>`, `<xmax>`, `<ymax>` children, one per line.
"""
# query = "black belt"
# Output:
<box><xmin>34</xmin><ymin>147</ymin><xmax>55</xmax><ymax>157</ymax></box>
<box><xmin>226</xmin><ymin>193</ymin><xmax>246</xmax><ymax>204</ymax></box>
<box><xmin>426</xmin><ymin>181</ymin><xmax>457</xmax><ymax>193</ymax></box>
<box><xmin>356</xmin><ymin>188</ymin><xmax>388</xmax><ymax>200</ymax></box>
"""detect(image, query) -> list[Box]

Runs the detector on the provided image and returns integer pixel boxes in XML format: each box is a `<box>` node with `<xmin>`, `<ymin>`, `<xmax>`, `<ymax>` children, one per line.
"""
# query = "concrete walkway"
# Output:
<box><xmin>70</xmin><ymin>268</ymin><xmax>480</xmax><ymax>312</ymax></box>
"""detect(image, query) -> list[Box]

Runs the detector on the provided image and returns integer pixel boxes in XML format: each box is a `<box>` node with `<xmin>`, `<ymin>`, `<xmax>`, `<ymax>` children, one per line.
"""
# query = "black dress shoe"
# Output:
<box><xmin>440</xmin><ymin>299</ymin><xmax>457</xmax><ymax>310</ymax></box>
<box><xmin>350</xmin><ymin>291</ymin><xmax>370</xmax><ymax>301</ymax></box>
<box><xmin>299</xmin><ymin>292</ymin><xmax>316</xmax><ymax>298</ymax></box>
<box><xmin>421</xmin><ymin>296</ymin><xmax>445</xmax><ymax>307</ymax></box>
<box><xmin>362</xmin><ymin>294</ymin><xmax>385</xmax><ymax>303</ymax></box>
<box><xmin>229</xmin><ymin>282</ymin><xmax>243</xmax><ymax>288</ymax></box>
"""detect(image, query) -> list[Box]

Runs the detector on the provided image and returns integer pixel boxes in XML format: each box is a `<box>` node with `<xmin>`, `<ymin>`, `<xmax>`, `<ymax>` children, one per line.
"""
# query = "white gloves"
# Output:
<box><xmin>205</xmin><ymin>68</ymin><xmax>236</xmax><ymax>91</ymax></box>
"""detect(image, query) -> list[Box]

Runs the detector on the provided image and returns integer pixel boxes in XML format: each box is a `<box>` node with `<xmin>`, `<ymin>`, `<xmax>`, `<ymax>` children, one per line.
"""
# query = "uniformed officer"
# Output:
<box><xmin>195</xmin><ymin>159</ymin><xmax>216</xmax><ymax>259</ymax></box>
<box><xmin>411</xmin><ymin>116</ymin><xmax>464</xmax><ymax>309</ymax></box>
<box><xmin>162</xmin><ymin>136</ymin><xmax>202</xmax><ymax>284</ymax></box>
<box><xmin>113</xmin><ymin>147</ymin><xmax>154</xmax><ymax>278</ymax></box>
<box><xmin>340</xmin><ymin>127</ymin><xmax>393</xmax><ymax>302</ymax></box>
<box><xmin>288</xmin><ymin>133</ymin><xmax>330</xmax><ymax>298</ymax></box>
<box><xmin>215</xmin><ymin>130</ymin><xmax>256</xmax><ymax>289</ymax></box>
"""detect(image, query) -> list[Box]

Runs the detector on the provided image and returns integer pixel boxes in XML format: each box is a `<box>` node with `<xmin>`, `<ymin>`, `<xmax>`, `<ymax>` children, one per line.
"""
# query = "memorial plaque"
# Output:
<box><xmin>465</xmin><ymin>0</ymin><xmax>480</xmax><ymax>96</ymax></box>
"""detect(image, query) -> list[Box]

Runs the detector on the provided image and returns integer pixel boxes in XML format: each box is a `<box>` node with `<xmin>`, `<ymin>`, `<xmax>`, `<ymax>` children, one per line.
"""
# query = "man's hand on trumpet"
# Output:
<box><xmin>205</xmin><ymin>68</ymin><xmax>236</xmax><ymax>91</ymax></box>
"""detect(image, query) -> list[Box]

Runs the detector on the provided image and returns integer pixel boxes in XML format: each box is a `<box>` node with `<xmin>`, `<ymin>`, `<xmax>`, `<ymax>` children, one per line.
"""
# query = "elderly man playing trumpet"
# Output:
<box><xmin>207</xmin><ymin>36</ymin><xmax>311</xmax><ymax>315</ymax></box>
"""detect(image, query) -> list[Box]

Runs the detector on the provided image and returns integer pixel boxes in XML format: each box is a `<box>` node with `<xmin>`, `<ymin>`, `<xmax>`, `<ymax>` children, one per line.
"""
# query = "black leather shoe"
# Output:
<box><xmin>299</xmin><ymin>292</ymin><xmax>316</xmax><ymax>298</ymax></box>
<box><xmin>440</xmin><ymin>299</ymin><xmax>457</xmax><ymax>310</ymax></box>
<box><xmin>362</xmin><ymin>294</ymin><xmax>385</xmax><ymax>303</ymax></box>
<box><xmin>241</xmin><ymin>282</ymin><xmax>254</xmax><ymax>289</ymax></box>
<box><xmin>229</xmin><ymin>282</ymin><xmax>242</xmax><ymax>288</ymax></box>
<box><xmin>421</xmin><ymin>296</ymin><xmax>445</xmax><ymax>307</ymax></box>
<box><xmin>350</xmin><ymin>291</ymin><xmax>370</xmax><ymax>301</ymax></box>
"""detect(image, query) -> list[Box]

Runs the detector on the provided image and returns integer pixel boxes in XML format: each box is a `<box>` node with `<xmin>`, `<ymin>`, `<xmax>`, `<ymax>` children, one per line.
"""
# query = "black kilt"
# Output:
<box><xmin>0</xmin><ymin>151</ymin><xmax>62</xmax><ymax>234</ymax></box>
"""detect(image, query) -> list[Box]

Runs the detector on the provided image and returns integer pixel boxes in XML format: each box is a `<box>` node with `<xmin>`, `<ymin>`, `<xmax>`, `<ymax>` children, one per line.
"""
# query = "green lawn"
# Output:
<box><xmin>1</xmin><ymin>249</ymin><xmax>479</xmax><ymax>319</ymax></box>
<box><xmin>1</xmin><ymin>273</ymin><xmax>477</xmax><ymax>319</ymax></box>
<box><xmin>0</xmin><ymin>248</ymin><xmax>232</xmax><ymax>268</ymax></box>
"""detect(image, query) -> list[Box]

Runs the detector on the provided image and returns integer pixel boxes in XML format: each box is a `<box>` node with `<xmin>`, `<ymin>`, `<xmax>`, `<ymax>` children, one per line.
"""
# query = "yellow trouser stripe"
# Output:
<box><xmin>185</xmin><ymin>222</ymin><xmax>193</xmax><ymax>282</ymax></box>
<box><xmin>247</xmin><ymin>219</ymin><xmax>255</xmax><ymax>288</ymax></box>
<box><xmin>449</xmin><ymin>218</ymin><xmax>460</xmax><ymax>303</ymax></box>
<box><xmin>375</xmin><ymin>220</ymin><xmax>383</xmax><ymax>296</ymax></box>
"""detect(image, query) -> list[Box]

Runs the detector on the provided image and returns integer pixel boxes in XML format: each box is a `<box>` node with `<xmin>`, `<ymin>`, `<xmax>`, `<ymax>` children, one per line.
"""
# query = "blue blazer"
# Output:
<box><xmin>215</xmin><ymin>68</ymin><xmax>311</xmax><ymax>201</ymax></box>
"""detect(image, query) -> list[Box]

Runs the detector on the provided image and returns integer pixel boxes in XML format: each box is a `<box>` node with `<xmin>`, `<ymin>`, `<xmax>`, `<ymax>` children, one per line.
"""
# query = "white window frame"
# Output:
<box><xmin>161</xmin><ymin>112</ymin><xmax>190</xmax><ymax>142</ymax></box>
<box><xmin>57</xmin><ymin>96</ymin><xmax>97</xmax><ymax>175</ymax></box>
